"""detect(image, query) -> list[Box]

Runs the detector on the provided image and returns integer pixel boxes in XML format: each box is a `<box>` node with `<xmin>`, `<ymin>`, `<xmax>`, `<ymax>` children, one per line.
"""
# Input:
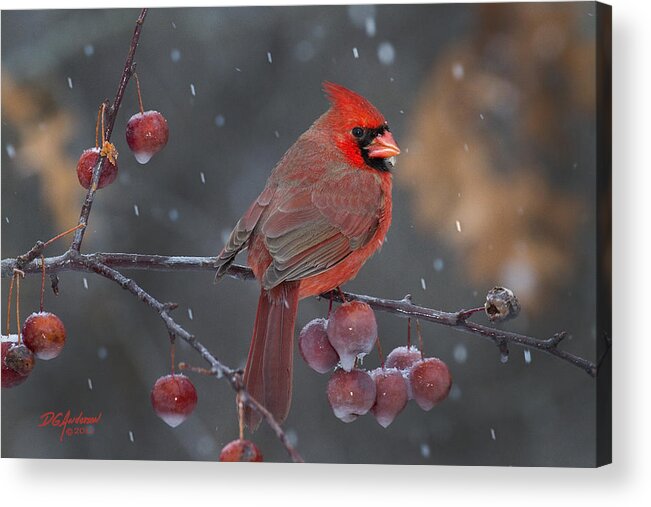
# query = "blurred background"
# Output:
<box><xmin>1</xmin><ymin>3</ymin><xmax>601</xmax><ymax>465</ymax></box>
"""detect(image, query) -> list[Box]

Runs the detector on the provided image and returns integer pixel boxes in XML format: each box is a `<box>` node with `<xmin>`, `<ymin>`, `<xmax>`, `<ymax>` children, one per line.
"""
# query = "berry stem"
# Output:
<box><xmin>376</xmin><ymin>337</ymin><xmax>385</xmax><ymax>368</ymax></box>
<box><xmin>95</xmin><ymin>103</ymin><xmax>102</xmax><ymax>149</ymax></box>
<box><xmin>407</xmin><ymin>317</ymin><xmax>411</xmax><ymax>349</ymax></box>
<box><xmin>337</xmin><ymin>286</ymin><xmax>347</xmax><ymax>304</ymax></box>
<box><xmin>101</xmin><ymin>102</ymin><xmax>106</xmax><ymax>144</ymax></box>
<box><xmin>43</xmin><ymin>223</ymin><xmax>86</xmax><ymax>248</ymax></box>
<box><xmin>134</xmin><ymin>72</ymin><xmax>145</xmax><ymax>115</ymax></box>
<box><xmin>6</xmin><ymin>273</ymin><xmax>15</xmax><ymax>335</ymax></box>
<box><xmin>15</xmin><ymin>271</ymin><xmax>22</xmax><ymax>343</ymax></box>
<box><xmin>170</xmin><ymin>340</ymin><xmax>176</xmax><ymax>375</ymax></box>
<box><xmin>416</xmin><ymin>319</ymin><xmax>424</xmax><ymax>359</ymax></box>
<box><xmin>237</xmin><ymin>394</ymin><xmax>245</xmax><ymax>441</ymax></box>
<box><xmin>40</xmin><ymin>255</ymin><xmax>46</xmax><ymax>312</ymax></box>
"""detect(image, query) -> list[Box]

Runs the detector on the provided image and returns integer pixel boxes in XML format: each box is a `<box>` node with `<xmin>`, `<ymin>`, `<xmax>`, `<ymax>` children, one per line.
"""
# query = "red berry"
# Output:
<box><xmin>298</xmin><ymin>318</ymin><xmax>339</xmax><ymax>374</ymax></box>
<box><xmin>2</xmin><ymin>336</ymin><xmax>36</xmax><ymax>388</ymax></box>
<box><xmin>126</xmin><ymin>111</ymin><xmax>169</xmax><ymax>164</ymax></box>
<box><xmin>76</xmin><ymin>147</ymin><xmax>118</xmax><ymax>189</ymax></box>
<box><xmin>408</xmin><ymin>358</ymin><xmax>452</xmax><ymax>411</ymax></box>
<box><xmin>219</xmin><ymin>439</ymin><xmax>263</xmax><ymax>462</ymax></box>
<box><xmin>326</xmin><ymin>368</ymin><xmax>376</xmax><ymax>423</ymax></box>
<box><xmin>326</xmin><ymin>301</ymin><xmax>377</xmax><ymax>371</ymax></box>
<box><xmin>385</xmin><ymin>345</ymin><xmax>422</xmax><ymax>371</ymax></box>
<box><xmin>369</xmin><ymin>367</ymin><xmax>409</xmax><ymax>428</ymax></box>
<box><xmin>22</xmin><ymin>312</ymin><xmax>66</xmax><ymax>360</ymax></box>
<box><xmin>150</xmin><ymin>374</ymin><xmax>198</xmax><ymax>427</ymax></box>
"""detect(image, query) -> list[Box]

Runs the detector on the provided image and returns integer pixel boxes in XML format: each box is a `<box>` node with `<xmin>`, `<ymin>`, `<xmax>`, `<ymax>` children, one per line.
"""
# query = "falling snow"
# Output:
<box><xmin>479</xmin><ymin>113</ymin><xmax>485</xmax><ymax>120</ymax></box>
<box><xmin>190</xmin><ymin>84</ymin><xmax>196</xmax><ymax>96</ymax></box>
<box><xmin>84</xmin><ymin>44</ymin><xmax>94</xmax><ymax>57</ymax></box>
<box><xmin>453</xmin><ymin>344</ymin><xmax>468</xmax><ymax>364</ymax></box>
<box><xmin>420</xmin><ymin>278</ymin><xmax>427</xmax><ymax>290</ymax></box>
<box><xmin>455</xmin><ymin>220</ymin><xmax>462</xmax><ymax>232</ymax></box>
<box><xmin>5</xmin><ymin>217</ymin><xmax>9</xmax><ymax>224</ymax></box>
<box><xmin>133</xmin><ymin>204</ymin><xmax>140</xmax><ymax>217</ymax></box>
<box><xmin>200</xmin><ymin>172</ymin><xmax>206</xmax><ymax>184</ymax></box>
<box><xmin>87</xmin><ymin>378</ymin><xmax>93</xmax><ymax>390</ymax></box>
<box><xmin>294</xmin><ymin>40</ymin><xmax>315</xmax><ymax>62</ymax></box>
<box><xmin>286</xmin><ymin>429</ymin><xmax>299</xmax><ymax>447</ymax></box>
<box><xmin>129</xmin><ymin>430</ymin><xmax>135</xmax><ymax>443</ymax></box>
<box><xmin>365</xmin><ymin>17</ymin><xmax>376</xmax><ymax>37</ymax></box>
<box><xmin>433</xmin><ymin>258</ymin><xmax>445</xmax><ymax>272</ymax></box>
<box><xmin>464</xmin><ymin>143</ymin><xmax>469</xmax><ymax>152</ymax></box>
<box><xmin>352</xmin><ymin>47</ymin><xmax>359</xmax><ymax>59</ymax></box>
<box><xmin>6</xmin><ymin>144</ymin><xmax>16</xmax><ymax>158</ymax></box>
<box><xmin>188</xmin><ymin>308</ymin><xmax>194</xmax><ymax>320</ymax></box>
<box><xmin>267</xmin><ymin>51</ymin><xmax>273</xmax><ymax>63</ymax></box>
<box><xmin>171</xmin><ymin>21</ymin><xmax>177</xmax><ymax>29</ymax></box>
<box><xmin>170</xmin><ymin>49</ymin><xmax>181</xmax><ymax>62</ymax></box>
<box><xmin>490</xmin><ymin>428</ymin><xmax>496</xmax><ymax>440</ymax></box>
<box><xmin>377</xmin><ymin>42</ymin><xmax>396</xmax><ymax>65</ymax></box>
<box><xmin>67</xmin><ymin>77</ymin><xmax>73</xmax><ymax>89</ymax></box>
<box><xmin>274</xmin><ymin>130</ymin><xmax>280</xmax><ymax>138</ymax></box>
<box><xmin>168</xmin><ymin>208</ymin><xmax>180</xmax><ymax>222</ymax></box>
<box><xmin>83</xmin><ymin>277</ymin><xmax>89</xmax><ymax>289</ymax></box>
<box><xmin>97</xmin><ymin>346</ymin><xmax>108</xmax><ymax>360</ymax></box>
<box><xmin>449</xmin><ymin>384</ymin><xmax>462</xmax><ymax>400</ymax></box>
<box><xmin>235</xmin><ymin>67</ymin><xmax>242</xmax><ymax>72</ymax></box>
<box><xmin>524</xmin><ymin>349</ymin><xmax>532</xmax><ymax>364</ymax></box>
<box><xmin>214</xmin><ymin>114</ymin><xmax>225</xmax><ymax>127</ymax></box>
<box><xmin>452</xmin><ymin>62</ymin><xmax>464</xmax><ymax>80</ymax></box>
<box><xmin>420</xmin><ymin>443</ymin><xmax>431</xmax><ymax>458</ymax></box>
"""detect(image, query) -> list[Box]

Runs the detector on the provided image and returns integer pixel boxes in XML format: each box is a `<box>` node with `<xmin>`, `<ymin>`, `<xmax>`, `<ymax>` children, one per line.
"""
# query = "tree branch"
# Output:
<box><xmin>1</xmin><ymin>251</ymin><xmax>599</xmax><ymax>377</ymax></box>
<box><xmin>70</xmin><ymin>8</ymin><xmax>148</xmax><ymax>252</ymax></box>
<box><xmin>1</xmin><ymin>8</ymin><xmax>304</xmax><ymax>463</ymax></box>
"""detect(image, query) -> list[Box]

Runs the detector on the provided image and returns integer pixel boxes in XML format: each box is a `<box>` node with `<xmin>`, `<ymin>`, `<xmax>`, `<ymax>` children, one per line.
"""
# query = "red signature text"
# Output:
<box><xmin>38</xmin><ymin>410</ymin><xmax>102</xmax><ymax>441</ymax></box>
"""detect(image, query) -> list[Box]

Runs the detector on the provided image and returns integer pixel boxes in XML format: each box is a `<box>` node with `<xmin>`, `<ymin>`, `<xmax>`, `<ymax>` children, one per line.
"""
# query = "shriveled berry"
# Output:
<box><xmin>2</xmin><ymin>336</ymin><xmax>35</xmax><ymax>388</ymax></box>
<box><xmin>298</xmin><ymin>318</ymin><xmax>339</xmax><ymax>374</ymax></box>
<box><xmin>22</xmin><ymin>312</ymin><xmax>66</xmax><ymax>360</ymax></box>
<box><xmin>219</xmin><ymin>439</ymin><xmax>263</xmax><ymax>462</ymax></box>
<box><xmin>126</xmin><ymin>111</ymin><xmax>169</xmax><ymax>164</ymax></box>
<box><xmin>76</xmin><ymin>147</ymin><xmax>118</xmax><ymax>189</ymax></box>
<box><xmin>369</xmin><ymin>367</ymin><xmax>409</xmax><ymax>428</ymax></box>
<box><xmin>409</xmin><ymin>358</ymin><xmax>452</xmax><ymax>411</ymax></box>
<box><xmin>150</xmin><ymin>374</ymin><xmax>198</xmax><ymax>427</ymax></box>
<box><xmin>327</xmin><ymin>368</ymin><xmax>376</xmax><ymax>423</ymax></box>
<box><xmin>326</xmin><ymin>301</ymin><xmax>377</xmax><ymax>371</ymax></box>
<box><xmin>385</xmin><ymin>345</ymin><xmax>422</xmax><ymax>371</ymax></box>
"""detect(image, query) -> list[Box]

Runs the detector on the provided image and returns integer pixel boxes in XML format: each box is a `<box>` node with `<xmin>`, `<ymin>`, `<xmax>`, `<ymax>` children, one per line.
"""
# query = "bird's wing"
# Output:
<box><xmin>214</xmin><ymin>185</ymin><xmax>275</xmax><ymax>279</ymax></box>
<box><xmin>260</xmin><ymin>168</ymin><xmax>383</xmax><ymax>289</ymax></box>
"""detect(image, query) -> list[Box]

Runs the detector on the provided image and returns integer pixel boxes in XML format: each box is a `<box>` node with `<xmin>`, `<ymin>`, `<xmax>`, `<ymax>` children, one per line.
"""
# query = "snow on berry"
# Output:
<box><xmin>327</xmin><ymin>368</ymin><xmax>376</xmax><ymax>423</ymax></box>
<box><xmin>150</xmin><ymin>374</ymin><xmax>198</xmax><ymax>427</ymax></box>
<box><xmin>22</xmin><ymin>312</ymin><xmax>66</xmax><ymax>360</ymax></box>
<box><xmin>126</xmin><ymin>110</ymin><xmax>169</xmax><ymax>164</ymax></box>
<box><xmin>298</xmin><ymin>318</ymin><xmax>339</xmax><ymax>373</ymax></box>
<box><xmin>326</xmin><ymin>301</ymin><xmax>377</xmax><ymax>371</ymax></box>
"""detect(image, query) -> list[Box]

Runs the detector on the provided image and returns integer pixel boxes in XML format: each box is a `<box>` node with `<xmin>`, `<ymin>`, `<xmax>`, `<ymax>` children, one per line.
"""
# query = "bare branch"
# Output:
<box><xmin>1</xmin><ymin>251</ymin><xmax>599</xmax><ymax>377</ymax></box>
<box><xmin>70</xmin><ymin>8</ymin><xmax>148</xmax><ymax>252</ymax></box>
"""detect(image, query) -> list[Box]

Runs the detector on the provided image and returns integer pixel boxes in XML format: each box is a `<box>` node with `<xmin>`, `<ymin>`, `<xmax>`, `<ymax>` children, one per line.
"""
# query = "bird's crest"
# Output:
<box><xmin>322</xmin><ymin>81</ymin><xmax>386</xmax><ymax>128</ymax></box>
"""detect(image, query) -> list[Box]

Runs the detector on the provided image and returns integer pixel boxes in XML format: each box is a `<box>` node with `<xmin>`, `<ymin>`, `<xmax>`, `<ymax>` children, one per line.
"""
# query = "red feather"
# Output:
<box><xmin>216</xmin><ymin>83</ymin><xmax>397</xmax><ymax>429</ymax></box>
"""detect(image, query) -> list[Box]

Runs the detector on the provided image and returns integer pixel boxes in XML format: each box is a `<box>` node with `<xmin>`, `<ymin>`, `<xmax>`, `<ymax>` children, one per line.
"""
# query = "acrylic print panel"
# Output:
<box><xmin>1</xmin><ymin>2</ymin><xmax>611</xmax><ymax>466</ymax></box>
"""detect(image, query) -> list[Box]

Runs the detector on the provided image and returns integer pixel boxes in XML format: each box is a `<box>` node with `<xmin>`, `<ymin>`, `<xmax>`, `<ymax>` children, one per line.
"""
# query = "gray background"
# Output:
<box><xmin>1</xmin><ymin>3</ymin><xmax>599</xmax><ymax>465</ymax></box>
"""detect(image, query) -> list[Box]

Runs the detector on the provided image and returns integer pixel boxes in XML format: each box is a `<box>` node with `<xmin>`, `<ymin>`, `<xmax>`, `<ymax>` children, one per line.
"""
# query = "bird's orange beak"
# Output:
<box><xmin>366</xmin><ymin>130</ymin><xmax>401</xmax><ymax>159</ymax></box>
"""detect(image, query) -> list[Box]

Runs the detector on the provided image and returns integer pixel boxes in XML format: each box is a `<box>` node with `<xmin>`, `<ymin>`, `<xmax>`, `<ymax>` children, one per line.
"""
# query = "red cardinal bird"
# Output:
<box><xmin>215</xmin><ymin>82</ymin><xmax>400</xmax><ymax>428</ymax></box>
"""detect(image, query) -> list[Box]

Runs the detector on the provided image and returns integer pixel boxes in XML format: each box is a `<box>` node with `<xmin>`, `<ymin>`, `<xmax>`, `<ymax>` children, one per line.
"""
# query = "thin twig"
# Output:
<box><xmin>70</xmin><ymin>8</ymin><xmax>148</xmax><ymax>252</ymax></box>
<box><xmin>1</xmin><ymin>252</ymin><xmax>599</xmax><ymax>377</ymax></box>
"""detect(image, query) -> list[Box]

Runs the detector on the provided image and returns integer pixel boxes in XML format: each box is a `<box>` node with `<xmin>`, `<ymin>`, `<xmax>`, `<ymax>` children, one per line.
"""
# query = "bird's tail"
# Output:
<box><xmin>243</xmin><ymin>281</ymin><xmax>300</xmax><ymax>430</ymax></box>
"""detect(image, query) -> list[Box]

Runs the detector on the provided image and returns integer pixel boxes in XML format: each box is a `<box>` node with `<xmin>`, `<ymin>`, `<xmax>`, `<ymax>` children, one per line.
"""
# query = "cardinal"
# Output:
<box><xmin>215</xmin><ymin>82</ymin><xmax>400</xmax><ymax>429</ymax></box>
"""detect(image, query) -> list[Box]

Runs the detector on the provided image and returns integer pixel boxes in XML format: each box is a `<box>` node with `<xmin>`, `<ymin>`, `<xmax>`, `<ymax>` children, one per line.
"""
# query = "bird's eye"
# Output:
<box><xmin>351</xmin><ymin>127</ymin><xmax>364</xmax><ymax>138</ymax></box>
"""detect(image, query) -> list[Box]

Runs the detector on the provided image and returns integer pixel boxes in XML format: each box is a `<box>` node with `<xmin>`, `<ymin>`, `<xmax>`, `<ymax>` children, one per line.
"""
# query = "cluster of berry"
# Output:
<box><xmin>2</xmin><ymin>312</ymin><xmax>67</xmax><ymax>388</ymax></box>
<box><xmin>299</xmin><ymin>300</ymin><xmax>452</xmax><ymax>427</ymax></box>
